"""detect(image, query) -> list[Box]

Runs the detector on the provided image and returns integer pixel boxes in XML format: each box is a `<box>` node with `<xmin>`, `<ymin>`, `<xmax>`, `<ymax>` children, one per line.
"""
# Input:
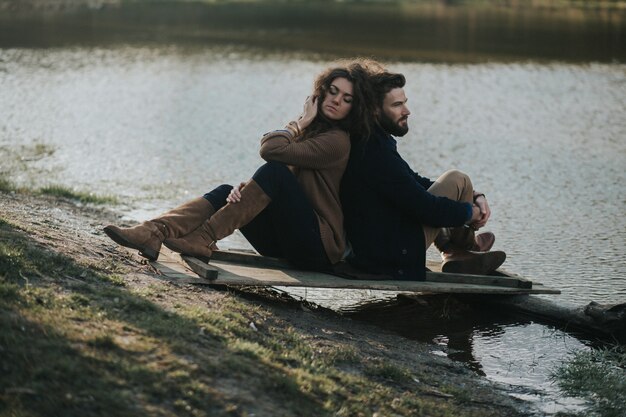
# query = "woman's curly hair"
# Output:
<box><xmin>301</xmin><ymin>58</ymin><xmax>385</xmax><ymax>144</ymax></box>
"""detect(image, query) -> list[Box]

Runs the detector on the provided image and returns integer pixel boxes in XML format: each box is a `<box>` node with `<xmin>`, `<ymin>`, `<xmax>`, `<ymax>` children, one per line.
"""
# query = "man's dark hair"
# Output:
<box><xmin>371</xmin><ymin>72</ymin><xmax>406</xmax><ymax>110</ymax></box>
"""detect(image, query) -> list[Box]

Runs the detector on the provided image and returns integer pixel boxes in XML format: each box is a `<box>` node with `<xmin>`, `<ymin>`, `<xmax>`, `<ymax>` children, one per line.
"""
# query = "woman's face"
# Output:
<box><xmin>320</xmin><ymin>77</ymin><xmax>354</xmax><ymax>121</ymax></box>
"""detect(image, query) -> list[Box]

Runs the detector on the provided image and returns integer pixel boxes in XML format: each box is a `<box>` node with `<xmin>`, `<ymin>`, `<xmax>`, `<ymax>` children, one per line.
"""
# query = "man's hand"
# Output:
<box><xmin>226</xmin><ymin>182</ymin><xmax>247</xmax><ymax>204</ymax></box>
<box><xmin>470</xmin><ymin>194</ymin><xmax>491</xmax><ymax>229</ymax></box>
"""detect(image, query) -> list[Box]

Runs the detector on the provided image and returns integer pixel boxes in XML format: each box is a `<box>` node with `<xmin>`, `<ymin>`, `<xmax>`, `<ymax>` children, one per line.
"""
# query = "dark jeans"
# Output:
<box><xmin>203</xmin><ymin>184</ymin><xmax>232</xmax><ymax>212</ymax></box>
<box><xmin>203</xmin><ymin>162</ymin><xmax>330</xmax><ymax>269</ymax></box>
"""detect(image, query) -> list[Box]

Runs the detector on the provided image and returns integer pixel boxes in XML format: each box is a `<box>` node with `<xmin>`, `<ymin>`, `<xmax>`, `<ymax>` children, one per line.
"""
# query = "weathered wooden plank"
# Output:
<box><xmin>212</xmin><ymin>250</ymin><xmax>292</xmax><ymax>269</ymax></box>
<box><xmin>212</xmin><ymin>250</ymin><xmax>532</xmax><ymax>289</ymax></box>
<box><xmin>152</xmin><ymin>248</ymin><xmax>559</xmax><ymax>295</ymax></box>
<box><xmin>150</xmin><ymin>259</ymin><xmax>190</xmax><ymax>277</ymax></box>
<box><xmin>157</xmin><ymin>274</ymin><xmax>216</xmax><ymax>285</ymax></box>
<box><xmin>426</xmin><ymin>261</ymin><xmax>534</xmax><ymax>287</ymax></box>
<box><xmin>148</xmin><ymin>250</ymin><xmax>216</xmax><ymax>284</ymax></box>
<box><xmin>185</xmin><ymin>258</ymin><xmax>559</xmax><ymax>295</ymax></box>
<box><xmin>491</xmin><ymin>267</ymin><xmax>534</xmax><ymax>284</ymax></box>
<box><xmin>424</xmin><ymin>271</ymin><xmax>530</xmax><ymax>288</ymax></box>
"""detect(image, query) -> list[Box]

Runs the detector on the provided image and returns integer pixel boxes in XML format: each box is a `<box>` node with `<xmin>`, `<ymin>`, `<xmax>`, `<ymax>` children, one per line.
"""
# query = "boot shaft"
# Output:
<box><xmin>163</xmin><ymin>180</ymin><xmax>271</xmax><ymax>259</ymax></box>
<box><xmin>207</xmin><ymin>180</ymin><xmax>271</xmax><ymax>242</ymax></box>
<box><xmin>104</xmin><ymin>196</ymin><xmax>215</xmax><ymax>261</ymax></box>
<box><xmin>151</xmin><ymin>196</ymin><xmax>215</xmax><ymax>240</ymax></box>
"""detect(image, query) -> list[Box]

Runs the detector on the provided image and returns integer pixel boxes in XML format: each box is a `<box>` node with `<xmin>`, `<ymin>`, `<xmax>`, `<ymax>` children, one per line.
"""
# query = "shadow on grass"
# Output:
<box><xmin>0</xmin><ymin>219</ymin><xmax>327</xmax><ymax>417</ymax></box>
<box><xmin>0</xmin><ymin>215</ymin><xmax>516</xmax><ymax>417</ymax></box>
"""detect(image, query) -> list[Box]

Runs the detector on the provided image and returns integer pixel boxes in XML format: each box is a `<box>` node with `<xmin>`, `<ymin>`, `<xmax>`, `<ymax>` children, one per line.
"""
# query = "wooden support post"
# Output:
<box><xmin>181</xmin><ymin>256</ymin><xmax>219</xmax><ymax>280</ymax></box>
<box><xmin>211</xmin><ymin>250</ymin><xmax>291</xmax><ymax>269</ymax></box>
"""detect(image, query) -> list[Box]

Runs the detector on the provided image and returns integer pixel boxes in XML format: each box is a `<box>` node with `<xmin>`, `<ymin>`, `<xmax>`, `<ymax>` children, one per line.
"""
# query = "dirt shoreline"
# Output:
<box><xmin>0</xmin><ymin>191</ymin><xmax>537</xmax><ymax>416</ymax></box>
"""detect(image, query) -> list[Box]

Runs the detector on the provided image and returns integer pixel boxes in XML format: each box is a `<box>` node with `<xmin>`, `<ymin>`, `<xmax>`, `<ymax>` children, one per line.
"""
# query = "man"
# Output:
<box><xmin>340</xmin><ymin>72</ymin><xmax>505</xmax><ymax>280</ymax></box>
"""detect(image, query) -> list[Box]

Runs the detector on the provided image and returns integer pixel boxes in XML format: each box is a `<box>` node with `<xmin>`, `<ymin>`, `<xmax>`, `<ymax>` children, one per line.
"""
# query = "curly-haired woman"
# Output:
<box><xmin>104</xmin><ymin>59</ymin><xmax>378</xmax><ymax>270</ymax></box>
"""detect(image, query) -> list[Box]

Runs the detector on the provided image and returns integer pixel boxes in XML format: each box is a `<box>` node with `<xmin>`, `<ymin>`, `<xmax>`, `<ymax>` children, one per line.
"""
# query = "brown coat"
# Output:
<box><xmin>259</xmin><ymin>127</ymin><xmax>350</xmax><ymax>264</ymax></box>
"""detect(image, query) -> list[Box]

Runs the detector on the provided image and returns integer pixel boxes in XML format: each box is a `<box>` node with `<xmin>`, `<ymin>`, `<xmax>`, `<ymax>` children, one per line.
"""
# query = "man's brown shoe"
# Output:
<box><xmin>441</xmin><ymin>250</ymin><xmax>506</xmax><ymax>275</ymax></box>
<box><xmin>472</xmin><ymin>232</ymin><xmax>495</xmax><ymax>252</ymax></box>
<box><xmin>436</xmin><ymin>228</ymin><xmax>496</xmax><ymax>253</ymax></box>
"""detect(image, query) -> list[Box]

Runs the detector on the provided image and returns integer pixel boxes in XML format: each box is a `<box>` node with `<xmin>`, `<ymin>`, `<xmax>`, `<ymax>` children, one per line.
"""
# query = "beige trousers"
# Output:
<box><xmin>422</xmin><ymin>169</ymin><xmax>474</xmax><ymax>249</ymax></box>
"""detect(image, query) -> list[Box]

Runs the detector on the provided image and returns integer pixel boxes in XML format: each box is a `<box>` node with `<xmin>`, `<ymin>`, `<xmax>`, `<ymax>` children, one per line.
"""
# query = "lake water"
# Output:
<box><xmin>1</xmin><ymin>3</ymin><xmax>625</xmax><ymax>415</ymax></box>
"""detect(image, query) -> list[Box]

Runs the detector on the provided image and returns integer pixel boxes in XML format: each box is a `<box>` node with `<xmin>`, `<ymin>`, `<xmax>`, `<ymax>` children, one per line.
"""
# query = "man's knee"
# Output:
<box><xmin>439</xmin><ymin>169</ymin><xmax>472</xmax><ymax>190</ymax></box>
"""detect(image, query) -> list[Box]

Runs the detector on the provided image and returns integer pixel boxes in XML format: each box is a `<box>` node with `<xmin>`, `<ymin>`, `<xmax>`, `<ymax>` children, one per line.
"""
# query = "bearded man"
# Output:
<box><xmin>340</xmin><ymin>72</ymin><xmax>505</xmax><ymax>280</ymax></box>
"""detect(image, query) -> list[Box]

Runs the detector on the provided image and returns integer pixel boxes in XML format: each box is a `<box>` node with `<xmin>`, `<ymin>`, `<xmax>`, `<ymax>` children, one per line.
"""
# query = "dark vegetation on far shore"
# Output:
<box><xmin>2</xmin><ymin>0</ymin><xmax>624</xmax><ymax>63</ymax></box>
<box><xmin>2</xmin><ymin>0</ymin><xmax>626</xmax><ymax>10</ymax></box>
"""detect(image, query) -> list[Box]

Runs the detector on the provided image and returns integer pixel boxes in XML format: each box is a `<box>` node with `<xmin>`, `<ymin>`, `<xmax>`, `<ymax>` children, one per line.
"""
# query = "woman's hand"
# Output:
<box><xmin>226</xmin><ymin>182</ymin><xmax>247</xmax><ymax>204</ymax></box>
<box><xmin>296</xmin><ymin>95</ymin><xmax>318</xmax><ymax>131</ymax></box>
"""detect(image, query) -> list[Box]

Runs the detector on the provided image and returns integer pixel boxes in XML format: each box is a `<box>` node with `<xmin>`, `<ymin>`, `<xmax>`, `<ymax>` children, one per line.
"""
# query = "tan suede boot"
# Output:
<box><xmin>103</xmin><ymin>197</ymin><xmax>214</xmax><ymax>261</ymax></box>
<box><xmin>164</xmin><ymin>180</ymin><xmax>271</xmax><ymax>259</ymax></box>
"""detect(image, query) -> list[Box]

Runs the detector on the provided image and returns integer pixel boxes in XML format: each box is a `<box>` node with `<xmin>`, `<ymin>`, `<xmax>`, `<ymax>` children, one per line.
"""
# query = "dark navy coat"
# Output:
<box><xmin>340</xmin><ymin>126</ymin><xmax>472</xmax><ymax>280</ymax></box>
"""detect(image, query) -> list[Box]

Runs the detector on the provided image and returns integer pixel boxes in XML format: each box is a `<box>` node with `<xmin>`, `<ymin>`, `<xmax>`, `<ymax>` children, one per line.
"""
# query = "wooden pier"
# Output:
<box><xmin>148</xmin><ymin>249</ymin><xmax>626</xmax><ymax>343</ymax></box>
<box><xmin>150</xmin><ymin>248</ymin><xmax>560</xmax><ymax>296</ymax></box>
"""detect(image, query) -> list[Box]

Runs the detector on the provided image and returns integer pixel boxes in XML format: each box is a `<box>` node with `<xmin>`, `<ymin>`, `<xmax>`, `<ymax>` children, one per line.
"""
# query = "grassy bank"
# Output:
<box><xmin>0</xmin><ymin>177</ymin><xmax>117</xmax><ymax>205</ymax></box>
<box><xmin>0</xmin><ymin>191</ymin><xmax>528</xmax><ymax>416</ymax></box>
<box><xmin>37</xmin><ymin>185</ymin><xmax>118</xmax><ymax>205</ymax></box>
<box><xmin>0</xmin><ymin>142</ymin><xmax>116</xmax><ymax>205</ymax></box>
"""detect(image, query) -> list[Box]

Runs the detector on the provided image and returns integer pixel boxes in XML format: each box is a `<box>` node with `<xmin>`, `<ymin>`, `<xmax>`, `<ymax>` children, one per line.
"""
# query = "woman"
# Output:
<box><xmin>104</xmin><ymin>60</ymin><xmax>376</xmax><ymax>270</ymax></box>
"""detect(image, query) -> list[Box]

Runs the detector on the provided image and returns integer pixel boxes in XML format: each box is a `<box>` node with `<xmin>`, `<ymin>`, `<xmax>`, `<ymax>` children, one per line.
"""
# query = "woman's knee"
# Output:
<box><xmin>254</xmin><ymin>161</ymin><xmax>290</xmax><ymax>177</ymax></box>
<box><xmin>252</xmin><ymin>161</ymin><xmax>293</xmax><ymax>191</ymax></box>
<box><xmin>203</xmin><ymin>184</ymin><xmax>233</xmax><ymax>211</ymax></box>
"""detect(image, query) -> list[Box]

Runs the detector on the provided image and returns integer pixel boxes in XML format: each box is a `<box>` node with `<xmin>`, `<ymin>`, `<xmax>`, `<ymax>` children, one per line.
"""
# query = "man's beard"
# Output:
<box><xmin>379</xmin><ymin>112</ymin><xmax>409</xmax><ymax>137</ymax></box>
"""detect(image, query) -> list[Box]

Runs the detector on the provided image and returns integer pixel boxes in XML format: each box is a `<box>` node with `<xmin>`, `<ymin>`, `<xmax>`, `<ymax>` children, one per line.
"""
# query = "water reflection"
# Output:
<box><xmin>345</xmin><ymin>296</ymin><xmax>590</xmax><ymax>414</ymax></box>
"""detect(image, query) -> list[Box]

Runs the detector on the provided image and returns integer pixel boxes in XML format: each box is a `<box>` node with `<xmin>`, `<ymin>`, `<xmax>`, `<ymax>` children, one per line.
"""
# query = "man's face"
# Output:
<box><xmin>379</xmin><ymin>87</ymin><xmax>411</xmax><ymax>137</ymax></box>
